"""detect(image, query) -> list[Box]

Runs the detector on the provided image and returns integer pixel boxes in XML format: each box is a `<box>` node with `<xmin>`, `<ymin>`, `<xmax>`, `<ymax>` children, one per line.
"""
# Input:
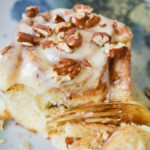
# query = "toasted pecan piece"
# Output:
<box><xmin>41</xmin><ymin>40</ymin><xmax>55</xmax><ymax>49</ymax></box>
<box><xmin>54</xmin><ymin>22</ymin><xmax>73</xmax><ymax>33</ymax></box>
<box><xmin>104</xmin><ymin>43</ymin><xmax>129</xmax><ymax>58</ymax></box>
<box><xmin>56</xmin><ymin>32</ymin><xmax>65</xmax><ymax>43</ymax></box>
<box><xmin>32</xmin><ymin>24</ymin><xmax>52</xmax><ymax>38</ymax></box>
<box><xmin>86</xmin><ymin>14</ymin><xmax>101</xmax><ymax>28</ymax></box>
<box><xmin>92</xmin><ymin>32</ymin><xmax>111</xmax><ymax>46</ymax></box>
<box><xmin>65</xmin><ymin>137</ymin><xmax>74</xmax><ymax>148</ymax></box>
<box><xmin>54</xmin><ymin>58</ymin><xmax>81</xmax><ymax>78</ymax></box>
<box><xmin>54</xmin><ymin>15</ymin><xmax>65</xmax><ymax>23</ymax></box>
<box><xmin>51</xmin><ymin>58</ymin><xmax>81</xmax><ymax>84</ymax></box>
<box><xmin>17</xmin><ymin>32</ymin><xmax>39</xmax><ymax>46</ymax></box>
<box><xmin>99</xmin><ymin>23</ymin><xmax>107</xmax><ymax>27</ymax></box>
<box><xmin>0</xmin><ymin>45</ymin><xmax>12</xmax><ymax>55</ymax></box>
<box><xmin>56</xmin><ymin>42</ymin><xmax>73</xmax><ymax>53</ymax></box>
<box><xmin>112</xmin><ymin>21</ymin><xmax>122</xmax><ymax>35</ymax></box>
<box><xmin>26</xmin><ymin>6</ymin><xmax>39</xmax><ymax>18</ymax></box>
<box><xmin>74</xmin><ymin>4</ymin><xmax>93</xmax><ymax>13</ymax></box>
<box><xmin>65</xmin><ymin>29</ymin><xmax>82</xmax><ymax>48</ymax></box>
<box><xmin>70</xmin><ymin>12</ymin><xmax>89</xmax><ymax>29</ymax></box>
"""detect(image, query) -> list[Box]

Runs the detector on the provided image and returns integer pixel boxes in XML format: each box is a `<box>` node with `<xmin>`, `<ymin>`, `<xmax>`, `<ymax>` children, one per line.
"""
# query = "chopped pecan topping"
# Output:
<box><xmin>99</xmin><ymin>23</ymin><xmax>107</xmax><ymax>27</ymax></box>
<box><xmin>70</xmin><ymin>13</ymin><xmax>89</xmax><ymax>29</ymax></box>
<box><xmin>56</xmin><ymin>42</ymin><xmax>73</xmax><ymax>53</ymax></box>
<box><xmin>56</xmin><ymin>32</ymin><xmax>65</xmax><ymax>43</ymax></box>
<box><xmin>17</xmin><ymin>32</ymin><xmax>39</xmax><ymax>46</ymax></box>
<box><xmin>65</xmin><ymin>137</ymin><xmax>74</xmax><ymax>148</ymax></box>
<box><xmin>92</xmin><ymin>32</ymin><xmax>111</xmax><ymax>46</ymax></box>
<box><xmin>82</xmin><ymin>58</ymin><xmax>92</xmax><ymax>67</ymax></box>
<box><xmin>54</xmin><ymin>22</ymin><xmax>73</xmax><ymax>33</ymax></box>
<box><xmin>51</xmin><ymin>58</ymin><xmax>81</xmax><ymax>84</ymax></box>
<box><xmin>86</xmin><ymin>15</ymin><xmax>101</xmax><ymax>28</ymax></box>
<box><xmin>145</xmin><ymin>87</ymin><xmax>150</xmax><ymax>98</ymax></box>
<box><xmin>0</xmin><ymin>45</ymin><xmax>12</xmax><ymax>55</ymax></box>
<box><xmin>32</xmin><ymin>24</ymin><xmax>52</xmax><ymax>38</ymax></box>
<box><xmin>54</xmin><ymin>15</ymin><xmax>65</xmax><ymax>23</ymax></box>
<box><xmin>65</xmin><ymin>29</ymin><xmax>82</xmax><ymax>48</ymax></box>
<box><xmin>75</xmin><ymin>11</ymin><xmax>86</xmax><ymax>20</ymax></box>
<box><xmin>41</xmin><ymin>40</ymin><xmax>55</xmax><ymax>49</ymax></box>
<box><xmin>112</xmin><ymin>21</ymin><xmax>122</xmax><ymax>34</ymax></box>
<box><xmin>104</xmin><ymin>43</ymin><xmax>129</xmax><ymax>58</ymax></box>
<box><xmin>26</xmin><ymin>6</ymin><xmax>39</xmax><ymax>18</ymax></box>
<box><xmin>74</xmin><ymin>4</ymin><xmax>93</xmax><ymax>13</ymax></box>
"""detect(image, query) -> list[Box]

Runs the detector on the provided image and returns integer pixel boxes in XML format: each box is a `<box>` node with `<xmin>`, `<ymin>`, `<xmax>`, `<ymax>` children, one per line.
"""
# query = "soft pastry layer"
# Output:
<box><xmin>51</xmin><ymin>123</ymin><xmax>150</xmax><ymax>150</ymax></box>
<box><xmin>0</xmin><ymin>80</ymin><xmax>149</xmax><ymax>150</ymax></box>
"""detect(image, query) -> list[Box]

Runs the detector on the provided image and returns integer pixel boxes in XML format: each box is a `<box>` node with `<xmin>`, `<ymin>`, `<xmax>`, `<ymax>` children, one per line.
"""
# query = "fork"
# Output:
<box><xmin>47</xmin><ymin>102</ymin><xmax>150</xmax><ymax>127</ymax></box>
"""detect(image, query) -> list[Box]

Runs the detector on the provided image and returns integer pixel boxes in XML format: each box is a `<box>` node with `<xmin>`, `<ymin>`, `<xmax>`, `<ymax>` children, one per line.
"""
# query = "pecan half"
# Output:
<box><xmin>70</xmin><ymin>13</ymin><xmax>89</xmax><ymax>29</ymax></box>
<box><xmin>65</xmin><ymin>29</ymin><xmax>82</xmax><ymax>48</ymax></box>
<box><xmin>51</xmin><ymin>58</ymin><xmax>81</xmax><ymax>84</ymax></box>
<box><xmin>99</xmin><ymin>23</ymin><xmax>107</xmax><ymax>27</ymax></box>
<box><xmin>82</xmin><ymin>59</ymin><xmax>92</xmax><ymax>67</ymax></box>
<box><xmin>0</xmin><ymin>45</ymin><xmax>12</xmax><ymax>55</ymax></box>
<box><xmin>54</xmin><ymin>22</ymin><xmax>73</xmax><ymax>33</ymax></box>
<box><xmin>56</xmin><ymin>42</ymin><xmax>73</xmax><ymax>53</ymax></box>
<box><xmin>104</xmin><ymin>43</ymin><xmax>129</xmax><ymax>58</ymax></box>
<box><xmin>54</xmin><ymin>15</ymin><xmax>65</xmax><ymax>23</ymax></box>
<box><xmin>112</xmin><ymin>21</ymin><xmax>122</xmax><ymax>34</ymax></box>
<box><xmin>74</xmin><ymin>4</ymin><xmax>93</xmax><ymax>13</ymax></box>
<box><xmin>86</xmin><ymin>15</ymin><xmax>101</xmax><ymax>28</ymax></box>
<box><xmin>32</xmin><ymin>24</ymin><xmax>52</xmax><ymax>38</ymax></box>
<box><xmin>92</xmin><ymin>32</ymin><xmax>111</xmax><ymax>46</ymax></box>
<box><xmin>26</xmin><ymin>6</ymin><xmax>39</xmax><ymax>18</ymax></box>
<box><xmin>41</xmin><ymin>40</ymin><xmax>55</xmax><ymax>49</ymax></box>
<box><xmin>17</xmin><ymin>32</ymin><xmax>39</xmax><ymax>46</ymax></box>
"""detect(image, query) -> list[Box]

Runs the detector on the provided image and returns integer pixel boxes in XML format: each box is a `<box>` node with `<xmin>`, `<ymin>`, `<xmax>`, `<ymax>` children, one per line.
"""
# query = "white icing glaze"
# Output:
<box><xmin>0</xmin><ymin>8</ymin><xmax>131</xmax><ymax>94</ymax></box>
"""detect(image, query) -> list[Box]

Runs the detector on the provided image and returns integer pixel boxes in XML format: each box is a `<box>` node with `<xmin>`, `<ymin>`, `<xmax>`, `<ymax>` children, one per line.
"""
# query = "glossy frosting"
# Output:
<box><xmin>0</xmin><ymin>8</ymin><xmax>131</xmax><ymax>93</ymax></box>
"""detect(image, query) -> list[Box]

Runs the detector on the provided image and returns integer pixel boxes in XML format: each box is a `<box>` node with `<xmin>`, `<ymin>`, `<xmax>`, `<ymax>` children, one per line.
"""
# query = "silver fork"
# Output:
<box><xmin>47</xmin><ymin>102</ymin><xmax>150</xmax><ymax>127</ymax></box>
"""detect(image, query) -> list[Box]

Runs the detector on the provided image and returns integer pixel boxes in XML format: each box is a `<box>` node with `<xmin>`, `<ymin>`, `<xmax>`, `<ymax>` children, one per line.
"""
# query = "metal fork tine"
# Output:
<box><xmin>49</xmin><ymin>107</ymin><xmax>121</xmax><ymax>122</ymax></box>
<box><xmin>49</xmin><ymin>104</ymin><xmax>121</xmax><ymax>119</ymax></box>
<box><xmin>47</xmin><ymin>102</ymin><xmax>150</xmax><ymax>127</ymax></box>
<box><xmin>85</xmin><ymin>116</ymin><xmax>120</xmax><ymax>123</ymax></box>
<box><xmin>48</xmin><ymin>116</ymin><xmax>120</xmax><ymax>127</ymax></box>
<box><xmin>66</xmin><ymin>103</ymin><xmax>119</xmax><ymax>111</ymax></box>
<box><xmin>48</xmin><ymin>109</ymin><xmax>121</xmax><ymax>126</ymax></box>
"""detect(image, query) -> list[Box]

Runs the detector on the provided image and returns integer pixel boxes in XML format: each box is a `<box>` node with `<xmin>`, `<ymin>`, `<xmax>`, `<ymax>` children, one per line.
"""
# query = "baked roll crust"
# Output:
<box><xmin>0</xmin><ymin>4</ymin><xmax>136</xmax><ymax>150</ymax></box>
